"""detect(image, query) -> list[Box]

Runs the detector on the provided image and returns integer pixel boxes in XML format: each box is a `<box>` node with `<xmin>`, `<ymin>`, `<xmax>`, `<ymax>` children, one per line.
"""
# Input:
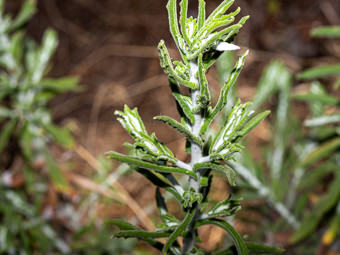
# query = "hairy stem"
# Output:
<box><xmin>182</xmin><ymin>59</ymin><xmax>206</xmax><ymax>254</ymax></box>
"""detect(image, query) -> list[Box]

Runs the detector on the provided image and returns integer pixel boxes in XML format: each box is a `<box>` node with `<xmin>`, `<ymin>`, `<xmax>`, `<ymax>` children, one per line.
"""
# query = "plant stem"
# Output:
<box><xmin>182</xmin><ymin>59</ymin><xmax>205</xmax><ymax>254</ymax></box>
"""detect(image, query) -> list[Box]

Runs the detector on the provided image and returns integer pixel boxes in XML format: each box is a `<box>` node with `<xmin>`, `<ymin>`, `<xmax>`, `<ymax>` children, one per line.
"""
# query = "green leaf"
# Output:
<box><xmin>115</xmin><ymin>230</ymin><xmax>170</xmax><ymax>239</ymax></box>
<box><xmin>297</xmin><ymin>64</ymin><xmax>340</xmax><ymax>80</ymax></box>
<box><xmin>156</xmin><ymin>188</ymin><xmax>168</xmax><ymax>216</ymax></box>
<box><xmin>195</xmin><ymin>218</ymin><xmax>248</xmax><ymax>255</ymax></box>
<box><xmin>10</xmin><ymin>0</ymin><xmax>37</xmax><ymax>31</ymax></box>
<box><xmin>158</xmin><ymin>41</ymin><xmax>197</xmax><ymax>89</ymax></box>
<box><xmin>0</xmin><ymin>0</ymin><xmax>5</xmax><ymax>12</ymax></box>
<box><xmin>107</xmin><ymin>151</ymin><xmax>197</xmax><ymax>179</ymax></box>
<box><xmin>163</xmin><ymin>209</ymin><xmax>195</xmax><ymax>254</ymax></box>
<box><xmin>204</xmin><ymin>0</ymin><xmax>235</xmax><ymax>28</ymax></box>
<box><xmin>116</xmin><ymin>105</ymin><xmax>174</xmax><ymax>159</ymax></box>
<box><xmin>136</xmin><ymin>168</ymin><xmax>183</xmax><ymax>202</ymax></box>
<box><xmin>115</xmin><ymin>105</ymin><xmax>148</xmax><ymax>138</ymax></box>
<box><xmin>300</xmin><ymin>137</ymin><xmax>340</xmax><ymax>167</ymax></box>
<box><xmin>311</xmin><ymin>26</ymin><xmax>340</xmax><ymax>38</ymax></box>
<box><xmin>211</xmin><ymin>100</ymin><xmax>252</xmax><ymax>152</ymax></box>
<box><xmin>179</xmin><ymin>0</ymin><xmax>190</xmax><ymax>43</ymax></box>
<box><xmin>135</xmin><ymin>168</ymin><xmax>172</xmax><ymax>188</ymax></box>
<box><xmin>298</xmin><ymin>162</ymin><xmax>334</xmax><ymax>190</ymax></box>
<box><xmin>322</xmin><ymin>203</ymin><xmax>340</xmax><ymax>246</ymax></box>
<box><xmin>0</xmin><ymin>107</ymin><xmax>13</xmax><ymax>119</ymax></box>
<box><xmin>304</xmin><ymin>114</ymin><xmax>340</xmax><ymax>127</ymax></box>
<box><xmin>252</xmin><ymin>60</ymin><xmax>289</xmax><ymax>110</ymax></box>
<box><xmin>198</xmin><ymin>53</ymin><xmax>210</xmax><ymax>107</ymax></box>
<box><xmin>107</xmin><ymin>219</ymin><xmax>168</xmax><ymax>253</ymax></box>
<box><xmin>0</xmin><ymin>118</ymin><xmax>17</xmax><ymax>154</ymax></box>
<box><xmin>194</xmin><ymin>162</ymin><xmax>237</xmax><ymax>185</ymax></box>
<box><xmin>335</xmin><ymin>78</ymin><xmax>340</xmax><ymax>89</ymax></box>
<box><xmin>45</xmin><ymin>152</ymin><xmax>69</xmax><ymax>191</ymax></box>
<box><xmin>291</xmin><ymin>170</ymin><xmax>340</xmax><ymax>243</ymax></box>
<box><xmin>201</xmin><ymin>50</ymin><xmax>248</xmax><ymax>134</ymax></box>
<box><xmin>292</xmin><ymin>92</ymin><xmax>339</xmax><ymax>106</ymax></box>
<box><xmin>31</xmin><ymin>29</ymin><xmax>58</xmax><ymax>84</ymax></box>
<box><xmin>40</xmin><ymin>76</ymin><xmax>79</xmax><ymax>93</ymax></box>
<box><xmin>266</xmin><ymin>63</ymin><xmax>291</xmax><ymax>182</ymax></box>
<box><xmin>170</xmin><ymin>82</ymin><xmax>195</xmax><ymax>123</ymax></box>
<box><xmin>197</xmin><ymin>0</ymin><xmax>206</xmax><ymax>30</ymax></box>
<box><xmin>205</xmin><ymin>9</ymin><xmax>240</xmax><ymax>36</ymax></box>
<box><xmin>237</xmin><ymin>110</ymin><xmax>270</xmax><ymax>138</ymax></box>
<box><xmin>10</xmin><ymin>32</ymin><xmax>24</xmax><ymax>67</ymax></box>
<box><xmin>43</xmin><ymin>123</ymin><xmax>74</xmax><ymax>149</ymax></box>
<box><xmin>214</xmin><ymin>243</ymin><xmax>284</xmax><ymax>255</ymax></box>
<box><xmin>107</xmin><ymin>219</ymin><xmax>139</xmax><ymax>231</ymax></box>
<box><xmin>207</xmin><ymin>196</ymin><xmax>242</xmax><ymax>218</ymax></box>
<box><xmin>154</xmin><ymin>115</ymin><xmax>203</xmax><ymax>146</ymax></box>
<box><xmin>20</xmin><ymin>125</ymin><xmax>34</xmax><ymax>160</ymax></box>
<box><xmin>188</xmin><ymin>18</ymin><xmax>248</xmax><ymax>60</ymax></box>
<box><xmin>166</xmin><ymin>0</ymin><xmax>187</xmax><ymax>59</ymax></box>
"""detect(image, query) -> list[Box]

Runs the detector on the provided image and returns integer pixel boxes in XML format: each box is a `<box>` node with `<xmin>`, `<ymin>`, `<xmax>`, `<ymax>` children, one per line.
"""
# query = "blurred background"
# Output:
<box><xmin>1</xmin><ymin>0</ymin><xmax>340</xmax><ymax>254</ymax></box>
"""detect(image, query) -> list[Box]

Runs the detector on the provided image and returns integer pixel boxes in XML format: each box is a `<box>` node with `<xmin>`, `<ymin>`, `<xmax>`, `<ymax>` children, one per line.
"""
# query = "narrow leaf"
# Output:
<box><xmin>214</xmin><ymin>242</ymin><xmax>284</xmax><ymax>255</ymax></box>
<box><xmin>189</xmin><ymin>22</ymin><xmax>245</xmax><ymax>60</ymax></box>
<box><xmin>179</xmin><ymin>0</ymin><xmax>190</xmax><ymax>43</ymax></box>
<box><xmin>197</xmin><ymin>0</ymin><xmax>206</xmax><ymax>30</ymax></box>
<box><xmin>252</xmin><ymin>60</ymin><xmax>287</xmax><ymax>110</ymax></box>
<box><xmin>195</xmin><ymin>218</ymin><xmax>248</xmax><ymax>255</ymax></box>
<box><xmin>154</xmin><ymin>115</ymin><xmax>203</xmax><ymax>146</ymax></box>
<box><xmin>0</xmin><ymin>118</ymin><xmax>17</xmax><ymax>154</ymax></box>
<box><xmin>291</xmin><ymin>171</ymin><xmax>340</xmax><ymax>243</ymax></box>
<box><xmin>292</xmin><ymin>92</ymin><xmax>339</xmax><ymax>106</ymax></box>
<box><xmin>297</xmin><ymin>64</ymin><xmax>340</xmax><ymax>80</ymax></box>
<box><xmin>298</xmin><ymin>162</ymin><xmax>334</xmax><ymax>190</ymax></box>
<box><xmin>10</xmin><ymin>0</ymin><xmax>37</xmax><ymax>31</ymax></box>
<box><xmin>158</xmin><ymin>41</ymin><xmax>197</xmax><ymax>89</ymax></box>
<box><xmin>172</xmin><ymin>92</ymin><xmax>195</xmax><ymax>123</ymax></box>
<box><xmin>237</xmin><ymin>110</ymin><xmax>270</xmax><ymax>137</ymax></box>
<box><xmin>107</xmin><ymin>151</ymin><xmax>197</xmax><ymax>179</ymax></box>
<box><xmin>167</xmin><ymin>0</ymin><xmax>186</xmax><ymax>57</ymax></box>
<box><xmin>45</xmin><ymin>152</ymin><xmax>69</xmax><ymax>191</ymax></box>
<box><xmin>198</xmin><ymin>53</ymin><xmax>210</xmax><ymax>106</ymax></box>
<box><xmin>205</xmin><ymin>0</ymin><xmax>235</xmax><ymax>25</ymax></box>
<box><xmin>201</xmin><ymin>50</ymin><xmax>248</xmax><ymax>134</ymax></box>
<box><xmin>40</xmin><ymin>77</ymin><xmax>79</xmax><ymax>92</ymax></box>
<box><xmin>321</xmin><ymin>203</ymin><xmax>340</xmax><ymax>246</ymax></box>
<box><xmin>31</xmin><ymin>29</ymin><xmax>58</xmax><ymax>84</ymax></box>
<box><xmin>311</xmin><ymin>26</ymin><xmax>340</xmax><ymax>38</ymax></box>
<box><xmin>300</xmin><ymin>137</ymin><xmax>340</xmax><ymax>167</ymax></box>
<box><xmin>135</xmin><ymin>168</ymin><xmax>172</xmax><ymax>188</ymax></box>
<box><xmin>43</xmin><ymin>123</ymin><xmax>74</xmax><ymax>149</ymax></box>
<box><xmin>163</xmin><ymin>210</ymin><xmax>195</xmax><ymax>254</ymax></box>
<box><xmin>107</xmin><ymin>219</ymin><xmax>168</xmax><ymax>252</ymax></box>
<box><xmin>115</xmin><ymin>230</ymin><xmax>170</xmax><ymax>239</ymax></box>
<box><xmin>156</xmin><ymin>188</ymin><xmax>168</xmax><ymax>216</ymax></box>
<box><xmin>194</xmin><ymin>162</ymin><xmax>237</xmax><ymax>185</ymax></box>
<box><xmin>0</xmin><ymin>107</ymin><xmax>13</xmax><ymax>119</ymax></box>
<box><xmin>304</xmin><ymin>114</ymin><xmax>340</xmax><ymax>127</ymax></box>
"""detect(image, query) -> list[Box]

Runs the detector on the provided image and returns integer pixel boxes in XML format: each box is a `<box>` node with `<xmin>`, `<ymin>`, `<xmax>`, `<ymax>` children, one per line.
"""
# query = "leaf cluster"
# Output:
<box><xmin>0</xmin><ymin>1</ymin><xmax>82</xmax><ymax>253</ymax></box>
<box><xmin>0</xmin><ymin>0</ymin><xmax>78</xmax><ymax>189</ymax></box>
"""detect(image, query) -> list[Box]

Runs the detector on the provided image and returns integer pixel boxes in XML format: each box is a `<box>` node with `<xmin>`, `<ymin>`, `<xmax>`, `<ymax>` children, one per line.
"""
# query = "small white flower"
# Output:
<box><xmin>215</xmin><ymin>42</ymin><xmax>240</xmax><ymax>52</ymax></box>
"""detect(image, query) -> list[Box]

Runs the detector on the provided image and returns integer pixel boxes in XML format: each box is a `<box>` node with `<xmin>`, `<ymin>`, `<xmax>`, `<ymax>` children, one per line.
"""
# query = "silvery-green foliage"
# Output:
<box><xmin>108</xmin><ymin>1</ymin><xmax>277</xmax><ymax>254</ymax></box>
<box><xmin>0</xmin><ymin>0</ymin><xmax>78</xmax><ymax>253</ymax></box>
<box><xmin>0</xmin><ymin>0</ymin><xmax>79</xmax><ymax>189</ymax></box>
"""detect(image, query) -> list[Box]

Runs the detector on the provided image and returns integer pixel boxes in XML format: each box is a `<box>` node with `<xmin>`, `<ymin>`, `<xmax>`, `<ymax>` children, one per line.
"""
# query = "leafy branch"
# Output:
<box><xmin>107</xmin><ymin>1</ymin><xmax>277</xmax><ymax>254</ymax></box>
